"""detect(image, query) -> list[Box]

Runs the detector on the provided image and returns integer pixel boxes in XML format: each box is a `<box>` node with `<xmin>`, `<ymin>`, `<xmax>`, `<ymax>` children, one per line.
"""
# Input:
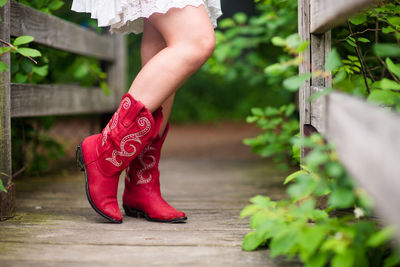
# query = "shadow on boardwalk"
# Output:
<box><xmin>0</xmin><ymin>123</ymin><xmax>300</xmax><ymax>267</ymax></box>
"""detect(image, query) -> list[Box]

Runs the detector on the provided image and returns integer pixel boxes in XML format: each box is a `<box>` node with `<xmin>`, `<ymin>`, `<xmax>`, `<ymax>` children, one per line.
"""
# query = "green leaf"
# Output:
<box><xmin>0</xmin><ymin>61</ymin><xmax>8</xmax><ymax>73</ymax></box>
<box><xmin>305</xmin><ymin>253</ymin><xmax>329</xmax><ymax>267</ymax></box>
<box><xmin>372</xmin><ymin>78</ymin><xmax>400</xmax><ymax>91</ymax></box>
<box><xmin>233</xmin><ymin>13</ymin><xmax>247</xmax><ymax>24</ymax></box>
<box><xmin>32</xmin><ymin>65</ymin><xmax>48</xmax><ymax>77</ymax></box>
<box><xmin>384</xmin><ymin>252</ymin><xmax>400</xmax><ymax>267</ymax></box>
<box><xmin>332</xmin><ymin>250</ymin><xmax>355</xmax><ymax>267</ymax></box>
<box><xmin>0</xmin><ymin>179</ymin><xmax>7</xmax><ymax>193</ymax></box>
<box><xmin>349</xmin><ymin>13</ymin><xmax>367</xmax><ymax>25</ymax></box>
<box><xmin>100</xmin><ymin>81</ymin><xmax>110</xmax><ymax>96</ymax></box>
<box><xmin>270</xmin><ymin>230</ymin><xmax>299</xmax><ymax>258</ymax></box>
<box><xmin>15</xmin><ymin>73</ymin><xmax>28</xmax><ymax>83</ymax></box>
<box><xmin>48</xmin><ymin>0</ymin><xmax>64</xmax><ymax>10</ymax></box>
<box><xmin>17</xmin><ymin>48</ymin><xmax>41</xmax><ymax>57</ymax></box>
<box><xmin>367</xmin><ymin>90</ymin><xmax>400</xmax><ymax>106</ymax></box>
<box><xmin>240</xmin><ymin>204</ymin><xmax>260</xmax><ymax>218</ymax></box>
<box><xmin>299</xmin><ymin>226</ymin><xmax>326</xmax><ymax>261</ymax></box>
<box><xmin>357</xmin><ymin>37</ymin><xmax>370</xmax><ymax>43</ymax></box>
<box><xmin>242</xmin><ymin>232</ymin><xmax>264</xmax><ymax>251</ymax></box>
<box><xmin>271</xmin><ymin>36</ymin><xmax>286</xmax><ymax>47</ymax></box>
<box><xmin>329</xmin><ymin>188</ymin><xmax>355</xmax><ymax>208</ymax></box>
<box><xmin>13</xmin><ymin>36</ymin><xmax>34</xmax><ymax>46</ymax></box>
<box><xmin>367</xmin><ymin>226</ymin><xmax>395</xmax><ymax>247</ymax></box>
<box><xmin>250</xmin><ymin>195</ymin><xmax>274</xmax><ymax>208</ymax></box>
<box><xmin>374</xmin><ymin>44</ymin><xmax>400</xmax><ymax>57</ymax></box>
<box><xmin>283</xmin><ymin>73</ymin><xmax>312</xmax><ymax>92</ymax></box>
<box><xmin>386</xmin><ymin>58</ymin><xmax>400</xmax><ymax>80</ymax></box>
<box><xmin>0</xmin><ymin>0</ymin><xmax>7</xmax><ymax>7</ymax></box>
<box><xmin>346</xmin><ymin>39</ymin><xmax>357</xmax><ymax>48</ymax></box>
<box><xmin>325</xmin><ymin>49</ymin><xmax>343</xmax><ymax>71</ymax></box>
<box><xmin>283</xmin><ymin>170</ymin><xmax>307</xmax><ymax>184</ymax></box>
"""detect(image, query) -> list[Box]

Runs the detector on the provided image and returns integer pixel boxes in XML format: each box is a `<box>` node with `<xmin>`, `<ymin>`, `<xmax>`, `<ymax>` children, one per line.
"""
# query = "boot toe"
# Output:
<box><xmin>103</xmin><ymin>206</ymin><xmax>123</xmax><ymax>223</ymax></box>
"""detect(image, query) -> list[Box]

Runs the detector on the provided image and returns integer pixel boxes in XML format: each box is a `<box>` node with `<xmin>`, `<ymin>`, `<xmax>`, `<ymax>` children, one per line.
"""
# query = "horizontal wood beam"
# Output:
<box><xmin>319</xmin><ymin>91</ymin><xmax>400</xmax><ymax>240</ymax></box>
<box><xmin>10</xmin><ymin>1</ymin><xmax>115</xmax><ymax>61</ymax></box>
<box><xmin>11</xmin><ymin>84</ymin><xmax>118</xmax><ymax>117</ymax></box>
<box><xmin>311</xmin><ymin>0</ymin><xmax>379</xmax><ymax>34</ymax></box>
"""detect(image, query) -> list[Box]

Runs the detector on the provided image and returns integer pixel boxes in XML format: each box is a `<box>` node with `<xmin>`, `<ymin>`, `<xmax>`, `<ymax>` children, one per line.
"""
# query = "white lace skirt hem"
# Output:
<box><xmin>71</xmin><ymin>0</ymin><xmax>222</xmax><ymax>34</ymax></box>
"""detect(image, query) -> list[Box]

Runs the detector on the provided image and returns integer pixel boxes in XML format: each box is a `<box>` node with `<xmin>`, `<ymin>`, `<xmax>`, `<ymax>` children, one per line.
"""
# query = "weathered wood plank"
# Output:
<box><xmin>324</xmin><ymin>92</ymin><xmax>400</xmax><ymax>240</ymax></box>
<box><xmin>11</xmin><ymin>84</ymin><xmax>118</xmax><ymax>117</ymax></box>
<box><xmin>298</xmin><ymin>0</ymin><xmax>312</xmax><ymax>161</ymax></box>
<box><xmin>10</xmin><ymin>1</ymin><xmax>115</xmax><ymax>61</ymax></box>
<box><xmin>311</xmin><ymin>0</ymin><xmax>379</xmax><ymax>34</ymax></box>
<box><xmin>106</xmin><ymin>35</ymin><xmax>127</xmax><ymax>101</ymax></box>
<box><xmin>0</xmin><ymin>1</ymin><xmax>12</xmax><ymax>188</ymax></box>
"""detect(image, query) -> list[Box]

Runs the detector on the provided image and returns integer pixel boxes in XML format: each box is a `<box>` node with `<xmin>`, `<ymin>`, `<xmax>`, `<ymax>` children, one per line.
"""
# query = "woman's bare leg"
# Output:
<box><xmin>128</xmin><ymin>4</ymin><xmax>215</xmax><ymax>112</ymax></box>
<box><xmin>141</xmin><ymin>19</ymin><xmax>175</xmax><ymax>136</ymax></box>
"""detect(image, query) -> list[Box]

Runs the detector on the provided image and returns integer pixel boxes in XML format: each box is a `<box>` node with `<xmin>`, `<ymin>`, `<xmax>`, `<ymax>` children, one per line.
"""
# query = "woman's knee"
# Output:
<box><xmin>178</xmin><ymin>32</ymin><xmax>215</xmax><ymax>70</ymax></box>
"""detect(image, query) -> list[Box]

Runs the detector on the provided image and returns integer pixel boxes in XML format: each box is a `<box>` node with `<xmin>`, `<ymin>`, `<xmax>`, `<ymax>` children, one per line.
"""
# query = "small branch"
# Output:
<box><xmin>347</xmin><ymin>21</ymin><xmax>371</xmax><ymax>94</ymax></box>
<box><xmin>335</xmin><ymin>29</ymin><xmax>381</xmax><ymax>43</ymax></box>
<box><xmin>0</xmin><ymin>38</ymin><xmax>38</xmax><ymax>64</ymax></box>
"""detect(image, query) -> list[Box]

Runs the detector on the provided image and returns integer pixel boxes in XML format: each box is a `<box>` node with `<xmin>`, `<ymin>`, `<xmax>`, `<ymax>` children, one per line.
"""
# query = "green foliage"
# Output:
<box><xmin>8</xmin><ymin>1</ymin><xmax>109</xmax><ymax>176</ymax></box>
<box><xmin>241</xmin><ymin>134</ymin><xmax>400</xmax><ymax>267</ymax></box>
<box><xmin>241</xmin><ymin>1</ymin><xmax>400</xmax><ymax>265</ymax></box>
<box><xmin>243</xmin><ymin>104</ymin><xmax>299</xmax><ymax>169</ymax></box>
<box><xmin>0</xmin><ymin>179</ymin><xmax>6</xmax><ymax>192</ymax></box>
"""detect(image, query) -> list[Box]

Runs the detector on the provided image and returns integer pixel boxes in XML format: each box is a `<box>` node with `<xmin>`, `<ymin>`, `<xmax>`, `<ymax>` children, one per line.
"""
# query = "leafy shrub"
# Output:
<box><xmin>241</xmin><ymin>134</ymin><xmax>400</xmax><ymax>267</ymax></box>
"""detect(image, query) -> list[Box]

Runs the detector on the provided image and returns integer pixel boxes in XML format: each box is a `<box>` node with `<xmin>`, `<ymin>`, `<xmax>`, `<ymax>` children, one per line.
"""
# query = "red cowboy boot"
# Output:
<box><xmin>76</xmin><ymin>93</ymin><xmax>162</xmax><ymax>223</ymax></box>
<box><xmin>122</xmin><ymin>124</ymin><xmax>187</xmax><ymax>222</ymax></box>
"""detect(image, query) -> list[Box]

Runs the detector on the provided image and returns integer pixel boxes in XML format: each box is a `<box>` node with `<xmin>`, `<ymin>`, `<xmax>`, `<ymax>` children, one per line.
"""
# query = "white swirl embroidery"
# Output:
<box><xmin>102</xmin><ymin>97</ymin><xmax>132</xmax><ymax>146</ymax></box>
<box><xmin>105</xmin><ymin>117</ymin><xmax>152</xmax><ymax>167</ymax></box>
<box><xmin>136</xmin><ymin>146</ymin><xmax>157</xmax><ymax>184</ymax></box>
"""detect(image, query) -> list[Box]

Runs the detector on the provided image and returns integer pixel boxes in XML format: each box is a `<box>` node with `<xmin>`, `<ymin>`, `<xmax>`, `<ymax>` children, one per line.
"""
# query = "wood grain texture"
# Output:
<box><xmin>10</xmin><ymin>1</ymin><xmax>115</xmax><ymax>61</ymax></box>
<box><xmin>106</xmin><ymin>34</ymin><xmax>127</xmax><ymax>101</ymax></box>
<box><xmin>324</xmin><ymin>92</ymin><xmax>400</xmax><ymax>241</ymax></box>
<box><xmin>11</xmin><ymin>84</ymin><xmax>118</xmax><ymax>117</ymax></box>
<box><xmin>0</xmin><ymin>124</ymin><xmax>300</xmax><ymax>266</ymax></box>
<box><xmin>0</xmin><ymin>1</ymin><xmax>12</xmax><ymax>187</ymax></box>
<box><xmin>298</xmin><ymin>0</ymin><xmax>311</xmax><ymax>129</ymax></box>
<box><xmin>311</xmin><ymin>0</ymin><xmax>379</xmax><ymax>34</ymax></box>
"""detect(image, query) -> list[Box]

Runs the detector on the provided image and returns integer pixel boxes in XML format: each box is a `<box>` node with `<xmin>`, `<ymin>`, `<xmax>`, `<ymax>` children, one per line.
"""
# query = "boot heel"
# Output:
<box><xmin>123</xmin><ymin>205</ymin><xmax>141</xmax><ymax>218</ymax></box>
<box><xmin>75</xmin><ymin>145</ymin><xmax>85</xmax><ymax>172</ymax></box>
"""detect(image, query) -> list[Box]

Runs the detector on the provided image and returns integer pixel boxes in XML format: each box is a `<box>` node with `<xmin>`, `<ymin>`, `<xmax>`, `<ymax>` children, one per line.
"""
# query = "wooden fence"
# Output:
<box><xmin>0</xmin><ymin>1</ymin><xmax>126</xmax><ymax>219</ymax></box>
<box><xmin>299</xmin><ymin>0</ymin><xmax>400</xmax><ymax>241</ymax></box>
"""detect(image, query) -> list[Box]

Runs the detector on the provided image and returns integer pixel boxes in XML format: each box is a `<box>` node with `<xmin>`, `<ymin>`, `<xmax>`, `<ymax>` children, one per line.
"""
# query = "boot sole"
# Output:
<box><xmin>123</xmin><ymin>204</ymin><xmax>187</xmax><ymax>223</ymax></box>
<box><xmin>76</xmin><ymin>143</ymin><xmax>122</xmax><ymax>224</ymax></box>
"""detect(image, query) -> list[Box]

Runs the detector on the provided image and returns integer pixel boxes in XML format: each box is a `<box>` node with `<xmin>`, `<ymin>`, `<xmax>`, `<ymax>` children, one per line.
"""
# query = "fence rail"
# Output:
<box><xmin>299</xmin><ymin>0</ymin><xmax>400</xmax><ymax>241</ymax></box>
<box><xmin>0</xmin><ymin>0</ymin><xmax>126</xmax><ymax>219</ymax></box>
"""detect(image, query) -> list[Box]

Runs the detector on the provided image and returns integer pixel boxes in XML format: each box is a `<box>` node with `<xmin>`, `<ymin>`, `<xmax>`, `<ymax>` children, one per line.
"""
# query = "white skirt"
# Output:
<box><xmin>71</xmin><ymin>0</ymin><xmax>222</xmax><ymax>34</ymax></box>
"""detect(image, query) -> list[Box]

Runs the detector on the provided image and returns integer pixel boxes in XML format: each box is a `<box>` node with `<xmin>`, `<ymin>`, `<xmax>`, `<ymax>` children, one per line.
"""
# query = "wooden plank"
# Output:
<box><xmin>10</xmin><ymin>1</ymin><xmax>116</xmax><ymax>61</ymax></box>
<box><xmin>311</xmin><ymin>0</ymin><xmax>379</xmax><ymax>34</ymax></box>
<box><xmin>298</xmin><ymin>0</ymin><xmax>312</xmax><ymax>161</ymax></box>
<box><xmin>106</xmin><ymin>34</ymin><xmax>127</xmax><ymax>101</ymax></box>
<box><xmin>0</xmin><ymin>1</ymin><xmax>12</xmax><ymax>188</ymax></box>
<box><xmin>11</xmin><ymin>84</ymin><xmax>118</xmax><ymax>117</ymax></box>
<box><xmin>324</xmin><ymin>92</ymin><xmax>400</xmax><ymax>240</ymax></box>
<box><xmin>310</xmin><ymin>32</ymin><xmax>330</xmax><ymax>132</ymax></box>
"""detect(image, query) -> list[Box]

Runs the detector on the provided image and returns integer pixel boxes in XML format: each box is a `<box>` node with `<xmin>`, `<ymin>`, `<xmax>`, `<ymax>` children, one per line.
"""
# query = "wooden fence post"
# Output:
<box><xmin>298</xmin><ymin>0</ymin><xmax>332</xmax><ymax>157</ymax></box>
<box><xmin>0</xmin><ymin>0</ymin><xmax>16</xmax><ymax>220</ymax></box>
<box><xmin>107</xmin><ymin>35</ymin><xmax>127</xmax><ymax>105</ymax></box>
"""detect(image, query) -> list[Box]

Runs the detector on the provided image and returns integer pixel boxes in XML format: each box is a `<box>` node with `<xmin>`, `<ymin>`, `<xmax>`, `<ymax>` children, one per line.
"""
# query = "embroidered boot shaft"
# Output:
<box><xmin>76</xmin><ymin>93</ymin><xmax>162</xmax><ymax>223</ymax></box>
<box><xmin>123</xmin><ymin>124</ymin><xmax>187</xmax><ymax>222</ymax></box>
